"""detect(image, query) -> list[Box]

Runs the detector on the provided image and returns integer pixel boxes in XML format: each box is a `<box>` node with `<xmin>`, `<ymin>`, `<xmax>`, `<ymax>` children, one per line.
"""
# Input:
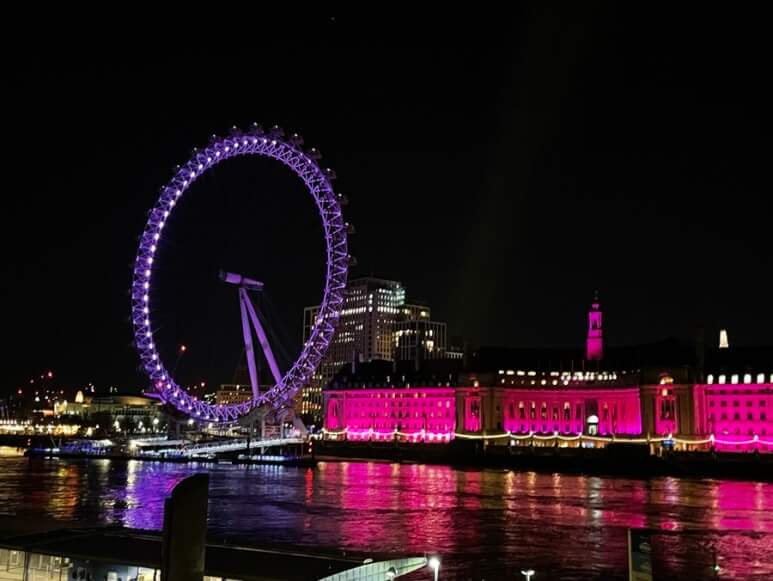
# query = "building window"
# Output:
<box><xmin>659</xmin><ymin>398</ymin><xmax>674</xmax><ymax>420</ymax></box>
<box><xmin>747</xmin><ymin>413</ymin><xmax>754</xmax><ymax>421</ymax></box>
<box><xmin>709</xmin><ymin>401</ymin><xmax>715</xmax><ymax>407</ymax></box>
<box><xmin>761</xmin><ymin>412</ymin><xmax>767</xmax><ymax>421</ymax></box>
<box><xmin>530</xmin><ymin>402</ymin><xmax>536</xmax><ymax>420</ymax></box>
<box><xmin>563</xmin><ymin>402</ymin><xmax>571</xmax><ymax>421</ymax></box>
<box><xmin>552</xmin><ymin>406</ymin><xmax>559</xmax><ymax>420</ymax></box>
<box><xmin>734</xmin><ymin>413</ymin><xmax>740</xmax><ymax>421</ymax></box>
<box><xmin>519</xmin><ymin>402</ymin><xmax>525</xmax><ymax>419</ymax></box>
<box><xmin>540</xmin><ymin>403</ymin><xmax>547</xmax><ymax>420</ymax></box>
<box><xmin>733</xmin><ymin>401</ymin><xmax>739</xmax><ymax>407</ymax></box>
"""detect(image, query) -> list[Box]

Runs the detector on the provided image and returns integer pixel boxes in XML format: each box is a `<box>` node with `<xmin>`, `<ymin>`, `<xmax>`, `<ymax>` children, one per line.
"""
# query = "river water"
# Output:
<box><xmin>0</xmin><ymin>450</ymin><xmax>771</xmax><ymax>579</ymax></box>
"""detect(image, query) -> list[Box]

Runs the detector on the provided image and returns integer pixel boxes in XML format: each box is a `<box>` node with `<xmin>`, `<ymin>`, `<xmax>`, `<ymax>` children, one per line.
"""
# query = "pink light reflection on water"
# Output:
<box><xmin>316</xmin><ymin>462</ymin><xmax>773</xmax><ymax>579</ymax></box>
<box><xmin>2</xmin><ymin>457</ymin><xmax>773</xmax><ymax>579</ymax></box>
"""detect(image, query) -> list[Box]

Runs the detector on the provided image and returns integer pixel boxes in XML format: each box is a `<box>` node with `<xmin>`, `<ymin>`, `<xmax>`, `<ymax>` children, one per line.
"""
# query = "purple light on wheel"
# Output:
<box><xmin>131</xmin><ymin>127</ymin><xmax>349</xmax><ymax>423</ymax></box>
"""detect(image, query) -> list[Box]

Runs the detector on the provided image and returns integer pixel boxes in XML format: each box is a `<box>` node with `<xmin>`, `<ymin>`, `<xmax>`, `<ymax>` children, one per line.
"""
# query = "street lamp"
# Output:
<box><xmin>521</xmin><ymin>569</ymin><xmax>535</xmax><ymax>581</ymax></box>
<box><xmin>428</xmin><ymin>556</ymin><xmax>440</xmax><ymax>581</ymax></box>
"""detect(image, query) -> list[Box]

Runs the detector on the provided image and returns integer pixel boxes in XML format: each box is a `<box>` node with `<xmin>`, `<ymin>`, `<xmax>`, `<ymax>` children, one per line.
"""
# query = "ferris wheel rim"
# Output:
<box><xmin>130</xmin><ymin>127</ymin><xmax>348</xmax><ymax>423</ymax></box>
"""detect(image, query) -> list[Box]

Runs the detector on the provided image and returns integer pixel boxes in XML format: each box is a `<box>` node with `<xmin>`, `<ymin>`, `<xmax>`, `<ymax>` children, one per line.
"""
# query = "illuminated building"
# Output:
<box><xmin>88</xmin><ymin>394</ymin><xmax>163</xmax><ymax>423</ymax></box>
<box><xmin>300</xmin><ymin>277</ymin><xmax>406</xmax><ymax>420</ymax></box>
<box><xmin>586</xmin><ymin>291</ymin><xmax>603</xmax><ymax>361</ymax></box>
<box><xmin>301</xmin><ymin>279</ymin><xmax>461</xmax><ymax>421</ymax></box>
<box><xmin>466</xmin><ymin>372</ymin><xmax>642</xmax><ymax>436</ymax></box>
<box><xmin>324</xmin><ymin>360</ymin><xmax>457</xmax><ymax>443</ymax></box>
<box><xmin>692</xmin><ymin>343</ymin><xmax>773</xmax><ymax>451</ymax></box>
<box><xmin>693</xmin><ymin>380</ymin><xmax>770</xmax><ymax>452</ymax></box>
<box><xmin>394</xmin><ymin>304</ymin><xmax>448</xmax><ymax>365</ymax></box>
<box><xmin>215</xmin><ymin>385</ymin><xmax>253</xmax><ymax>406</ymax></box>
<box><xmin>323</xmin><ymin>294</ymin><xmax>773</xmax><ymax>453</ymax></box>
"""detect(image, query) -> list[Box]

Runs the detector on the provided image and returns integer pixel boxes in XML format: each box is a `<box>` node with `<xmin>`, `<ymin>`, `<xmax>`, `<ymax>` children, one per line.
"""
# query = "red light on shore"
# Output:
<box><xmin>179</xmin><ymin>344</ymin><xmax>187</xmax><ymax>353</ymax></box>
<box><xmin>17</xmin><ymin>389</ymin><xmax>23</xmax><ymax>395</ymax></box>
<box><xmin>47</xmin><ymin>371</ymin><xmax>53</xmax><ymax>378</ymax></box>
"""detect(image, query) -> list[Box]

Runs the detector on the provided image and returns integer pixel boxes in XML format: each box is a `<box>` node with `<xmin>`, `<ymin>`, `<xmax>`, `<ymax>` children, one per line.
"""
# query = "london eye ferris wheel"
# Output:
<box><xmin>130</xmin><ymin>124</ymin><xmax>350</xmax><ymax>423</ymax></box>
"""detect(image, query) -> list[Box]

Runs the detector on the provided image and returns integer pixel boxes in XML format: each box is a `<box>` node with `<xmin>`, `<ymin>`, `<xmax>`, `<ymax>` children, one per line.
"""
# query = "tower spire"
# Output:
<box><xmin>586</xmin><ymin>290</ymin><xmax>603</xmax><ymax>361</ymax></box>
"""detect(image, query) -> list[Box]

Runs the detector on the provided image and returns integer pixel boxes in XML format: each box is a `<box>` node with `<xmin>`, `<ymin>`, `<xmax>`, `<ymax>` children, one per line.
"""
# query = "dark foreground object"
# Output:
<box><xmin>0</xmin><ymin>527</ymin><xmax>365</xmax><ymax>581</ymax></box>
<box><xmin>162</xmin><ymin>474</ymin><xmax>208</xmax><ymax>581</ymax></box>
<box><xmin>318</xmin><ymin>440</ymin><xmax>773</xmax><ymax>481</ymax></box>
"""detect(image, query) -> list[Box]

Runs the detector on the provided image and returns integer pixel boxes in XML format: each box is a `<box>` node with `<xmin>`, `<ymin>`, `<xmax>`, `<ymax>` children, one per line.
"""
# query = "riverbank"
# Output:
<box><xmin>317</xmin><ymin>439</ymin><xmax>773</xmax><ymax>481</ymax></box>
<box><xmin>22</xmin><ymin>448</ymin><xmax>317</xmax><ymax>467</ymax></box>
<box><xmin>13</xmin><ymin>440</ymin><xmax>773</xmax><ymax>480</ymax></box>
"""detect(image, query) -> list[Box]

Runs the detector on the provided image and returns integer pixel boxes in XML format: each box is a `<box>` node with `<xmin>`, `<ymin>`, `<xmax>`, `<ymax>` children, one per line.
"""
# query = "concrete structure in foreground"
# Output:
<box><xmin>0</xmin><ymin>528</ymin><xmax>428</xmax><ymax>581</ymax></box>
<box><xmin>323</xmin><ymin>295</ymin><xmax>772</xmax><ymax>453</ymax></box>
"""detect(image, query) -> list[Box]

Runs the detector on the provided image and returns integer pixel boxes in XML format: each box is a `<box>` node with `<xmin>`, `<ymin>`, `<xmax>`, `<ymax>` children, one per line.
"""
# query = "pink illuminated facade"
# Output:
<box><xmin>321</xmin><ymin>296</ymin><xmax>773</xmax><ymax>453</ymax></box>
<box><xmin>586</xmin><ymin>292</ymin><xmax>603</xmax><ymax>361</ymax></box>
<box><xmin>498</xmin><ymin>387</ymin><xmax>641</xmax><ymax>435</ymax></box>
<box><xmin>324</xmin><ymin>372</ymin><xmax>647</xmax><ymax>441</ymax></box>
<box><xmin>324</xmin><ymin>375</ymin><xmax>772</xmax><ymax>452</ymax></box>
<box><xmin>693</xmin><ymin>381</ymin><xmax>772</xmax><ymax>452</ymax></box>
<box><xmin>454</xmin><ymin>371</ymin><xmax>644</xmax><ymax>436</ymax></box>
<box><xmin>325</xmin><ymin>386</ymin><xmax>456</xmax><ymax>442</ymax></box>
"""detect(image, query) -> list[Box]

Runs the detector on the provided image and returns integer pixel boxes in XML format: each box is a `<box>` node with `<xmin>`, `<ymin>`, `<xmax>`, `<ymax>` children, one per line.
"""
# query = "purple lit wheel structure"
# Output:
<box><xmin>131</xmin><ymin>126</ymin><xmax>348</xmax><ymax>423</ymax></box>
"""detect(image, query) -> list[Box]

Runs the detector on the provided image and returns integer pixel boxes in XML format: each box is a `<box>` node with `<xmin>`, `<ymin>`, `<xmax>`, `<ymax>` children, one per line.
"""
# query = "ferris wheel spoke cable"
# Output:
<box><xmin>257</xmin><ymin>290</ymin><xmax>296</xmax><ymax>372</ymax></box>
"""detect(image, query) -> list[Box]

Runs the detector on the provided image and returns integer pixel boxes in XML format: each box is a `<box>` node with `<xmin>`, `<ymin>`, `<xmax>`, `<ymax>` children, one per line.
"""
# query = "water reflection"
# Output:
<box><xmin>0</xmin><ymin>456</ymin><xmax>771</xmax><ymax>579</ymax></box>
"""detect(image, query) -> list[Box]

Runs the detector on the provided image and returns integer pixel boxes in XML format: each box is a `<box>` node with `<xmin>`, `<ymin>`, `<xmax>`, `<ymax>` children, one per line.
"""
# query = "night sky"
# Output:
<box><xmin>4</xmin><ymin>10</ymin><xmax>771</xmax><ymax>394</ymax></box>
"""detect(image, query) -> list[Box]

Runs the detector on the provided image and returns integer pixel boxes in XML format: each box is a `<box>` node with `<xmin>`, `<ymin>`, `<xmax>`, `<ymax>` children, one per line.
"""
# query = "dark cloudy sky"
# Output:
<box><xmin>3</xmin><ymin>9</ymin><xmax>771</xmax><ymax>393</ymax></box>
